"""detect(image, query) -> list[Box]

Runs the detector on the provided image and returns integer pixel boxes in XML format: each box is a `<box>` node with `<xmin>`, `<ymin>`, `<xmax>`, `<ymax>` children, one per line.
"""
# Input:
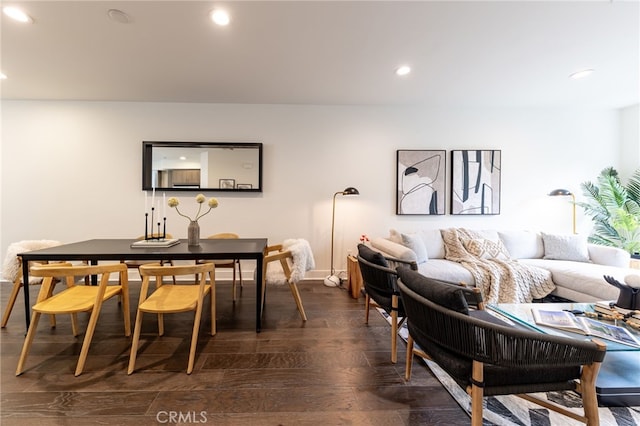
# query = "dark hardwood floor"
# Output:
<box><xmin>1</xmin><ymin>278</ymin><xmax>470</xmax><ymax>425</ymax></box>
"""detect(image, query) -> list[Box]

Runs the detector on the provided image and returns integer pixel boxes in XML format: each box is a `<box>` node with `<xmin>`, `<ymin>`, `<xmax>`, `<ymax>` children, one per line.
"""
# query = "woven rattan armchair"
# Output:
<box><xmin>396</xmin><ymin>266</ymin><xmax>606</xmax><ymax>426</ymax></box>
<box><xmin>356</xmin><ymin>244</ymin><xmax>418</xmax><ymax>363</ymax></box>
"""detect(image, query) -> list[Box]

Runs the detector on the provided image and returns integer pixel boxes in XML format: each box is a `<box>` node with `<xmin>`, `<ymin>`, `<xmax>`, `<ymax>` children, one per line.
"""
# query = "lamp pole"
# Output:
<box><xmin>325</xmin><ymin>187</ymin><xmax>359</xmax><ymax>287</ymax></box>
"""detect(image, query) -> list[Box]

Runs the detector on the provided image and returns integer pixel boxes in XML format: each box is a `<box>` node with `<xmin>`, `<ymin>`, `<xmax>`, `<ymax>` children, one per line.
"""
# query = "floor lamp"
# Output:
<box><xmin>548</xmin><ymin>188</ymin><xmax>576</xmax><ymax>234</ymax></box>
<box><xmin>324</xmin><ymin>187</ymin><xmax>360</xmax><ymax>287</ymax></box>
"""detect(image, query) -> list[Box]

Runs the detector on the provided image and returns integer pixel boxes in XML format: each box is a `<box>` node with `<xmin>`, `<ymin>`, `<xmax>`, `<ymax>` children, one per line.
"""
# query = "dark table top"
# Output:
<box><xmin>18</xmin><ymin>238</ymin><xmax>269</xmax><ymax>261</ymax></box>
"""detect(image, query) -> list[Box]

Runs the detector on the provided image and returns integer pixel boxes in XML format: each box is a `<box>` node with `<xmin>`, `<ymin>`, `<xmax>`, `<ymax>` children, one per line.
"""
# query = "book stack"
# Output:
<box><xmin>532</xmin><ymin>308</ymin><xmax>640</xmax><ymax>347</ymax></box>
<box><xmin>594</xmin><ymin>301</ymin><xmax>640</xmax><ymax>329</ymax></box>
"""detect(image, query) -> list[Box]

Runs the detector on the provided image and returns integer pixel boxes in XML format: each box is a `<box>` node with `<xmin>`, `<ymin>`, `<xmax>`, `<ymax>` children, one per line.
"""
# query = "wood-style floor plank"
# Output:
<box><xmin>0</xmin><ymin>278</ymin><xmax>469</xmax><ymax>425</ymax></box>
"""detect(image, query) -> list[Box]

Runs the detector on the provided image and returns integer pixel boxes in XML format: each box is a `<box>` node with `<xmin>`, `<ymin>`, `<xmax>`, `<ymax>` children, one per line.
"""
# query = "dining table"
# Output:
<box><xmin>18</xmin><ymin>238</ymin><xmax>268</xmax><ymax>332</ymax></box>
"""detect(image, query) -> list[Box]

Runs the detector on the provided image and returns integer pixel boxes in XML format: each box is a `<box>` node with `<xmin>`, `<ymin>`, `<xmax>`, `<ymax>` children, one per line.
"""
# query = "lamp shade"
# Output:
<box><xmin>548</xmin><ymin>188</ymin><xmax>573</xmax><ymax>196</ymax></box>
<box><xmin>342</xmin><ymin>187</ymin><xmax>359</xmax><ymax>196</ymax></box>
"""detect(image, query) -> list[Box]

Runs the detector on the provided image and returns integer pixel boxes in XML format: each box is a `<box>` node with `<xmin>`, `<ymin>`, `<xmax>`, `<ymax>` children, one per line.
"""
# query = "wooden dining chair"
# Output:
<box><xmin>128</xmin><ymin>262</ymin><xmax>216</xmax><ymax>375</ymax></box>
<box><xmin>199</xmin><ymin>233</ymin><xmax>243</xmax><ymax>301</ymax></box>
<box><xmin>263</xmin><ymin>244</ymin><xmax>307</xmax><ymax>321</ymax></box>
<box><xmin>2</xmin><ymin>240</ymin><xmax>63</xmax><ymax>328</ymax></box>
<box><xmin>15</xmin><ymin>263</ymin><xmax>130</xmax><ymax>376</ymax></box>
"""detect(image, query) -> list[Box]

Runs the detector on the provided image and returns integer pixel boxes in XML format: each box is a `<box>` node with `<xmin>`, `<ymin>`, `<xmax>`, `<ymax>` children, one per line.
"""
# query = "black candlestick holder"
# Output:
<box><xmin>144</xmin><ymin>208</ymin><xmax>167</xmax><ymax>241</ymax></box>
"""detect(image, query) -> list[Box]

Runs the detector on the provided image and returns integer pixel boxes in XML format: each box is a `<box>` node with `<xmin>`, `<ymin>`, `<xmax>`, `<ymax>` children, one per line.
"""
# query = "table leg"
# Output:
<box><xmin>255</xmin><ymin>256</ymin><xmax>263</xmax><ymax>332</ymax></box>
<box><xmin>21</xmin><ymin>256</ymin><xmax>30</xmax><ymax>332</ymax></box>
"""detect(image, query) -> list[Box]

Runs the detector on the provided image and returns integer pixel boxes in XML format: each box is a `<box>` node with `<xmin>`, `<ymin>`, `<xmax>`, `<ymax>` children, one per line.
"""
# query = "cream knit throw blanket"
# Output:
<box><xmin>441</xmin><ymin>228</ymin><xmax>555</xmax><ymax>303</ymax></box>
<box><xmin>2</xmin><ymin>240</ymin><xmax>62</xmax><ymax>284</ymax></box>
<box><xmin>265</xmin><ymin>239</ymin><xmax>315</xmax><ymax>285</ymax></box>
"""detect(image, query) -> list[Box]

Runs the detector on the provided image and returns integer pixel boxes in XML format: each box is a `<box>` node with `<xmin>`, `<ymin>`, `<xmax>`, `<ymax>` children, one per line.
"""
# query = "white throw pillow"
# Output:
<box><xmin>389</xmin><ymin>229</ymin><xmax>402</xmax><ymax>244</ymax></box>
<box><xmin>498</xmin><ymin>230</ymin><xmax>544</xmax><ymax>259</ymax></box>
<box><xmin>401</xmin><ymin>233</ymin><xmax>428</xmax><ymax>264</ymax></box>
<box><xmin>541</xmin><ymin>233</ymin><xmax>590</xmax><ymax>262</ymax></box>
<box><xmin>370</xmin><ymin>238</ymin><xmax>417</xmax><ymax>263</ymax></box>
<box><xmin>462</xmin><ymin>238</ymin><xmax>510</xmax><ymax>260</ymax></box>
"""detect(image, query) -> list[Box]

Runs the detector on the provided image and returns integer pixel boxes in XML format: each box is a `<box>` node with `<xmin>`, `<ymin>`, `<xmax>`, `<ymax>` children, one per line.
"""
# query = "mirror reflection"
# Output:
<box><xmin>142</xmin><ymin>142</ymin><xmax>262</xmax><ymax>192</ymax></box>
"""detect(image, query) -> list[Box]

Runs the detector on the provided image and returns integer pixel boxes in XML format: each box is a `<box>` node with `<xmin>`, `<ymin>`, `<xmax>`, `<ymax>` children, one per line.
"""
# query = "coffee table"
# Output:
<box><xmin>488</xmin><ymin>302</ymin><xmax>640</xmax><ymax>406</ymax></box>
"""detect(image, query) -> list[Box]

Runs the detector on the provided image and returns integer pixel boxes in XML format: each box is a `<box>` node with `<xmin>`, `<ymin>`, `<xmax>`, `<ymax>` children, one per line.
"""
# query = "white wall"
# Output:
<box><xmin>620</xmin><ymin>104</ymin><xmax>640</xmax><ymax>181</ymax></box>
<box><xmin>0</xmin><ymin>101</ymin><xmax>627</xmax><ymax>279</ymax></box>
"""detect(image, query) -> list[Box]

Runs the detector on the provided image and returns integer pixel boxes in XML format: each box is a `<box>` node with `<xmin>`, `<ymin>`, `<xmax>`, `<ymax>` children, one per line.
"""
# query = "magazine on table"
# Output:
<box><xmin>531</xmin><ymin>309</ymin><xmax>640</xmax><ymax>348</ymax></box>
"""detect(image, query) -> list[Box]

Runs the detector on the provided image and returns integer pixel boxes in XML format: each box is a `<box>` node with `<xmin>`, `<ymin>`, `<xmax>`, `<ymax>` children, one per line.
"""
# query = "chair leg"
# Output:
<box><xmin>210</xmin><ymin>286</ymin><xmax>216</xmax><ymax>336</ymax></box>
<box><xmin>127</xmin><ymin>310</ymin><xmax>144</xmax><ymax>375</ymax></box>
<box><xmin>470</xmin><ymin>361</ymin><xmax>485</xmax><ymax>426</ymax></box>
<box><xmin>187</xmin><ymin>302</ymin><xmax>204</xmax><ymax>374</ymax></box>
<box><xmin>1</xmin><ymin>279</ymin><xmax>23</xmax><ymax>328</ymax></box>
<box><xmin>405</xmin><ymin>335</ymin><xmax>414</xmax><ymax>380</ymax></box>
<box><xmin>74</xmin><ymin>304</ymin><xmax>106</xmax><ymax>376</ymax></box>
<box><xmin>70</xmin><ymin>313</ymin><xmax>79</xmax><ymax>337</ymax></box>
<box><xmin>121</xmin><ymin>289</ymin><xmax>131</xmax><ymax>337</ymax></box>
<box><xmin>364</xmin><ymin>294</ymin><xmax>371</xmax><ymax>324</ymax></box>
<box><xmin>158</xmin><ymin>313</ymin><xmax>164</xmax><ymax>336</ymax></box>
<box><xmin>16</xmin><ymin>312</ymin><xmax>42</xmax><ymax>375</ymax></box>
<box><xmin>288</xmin><ymin>282</ymin><xmax>307</xmax><ymax>321</ymax></box>
<box><xmin>580</xmin><ymin>362</ymin><xmax>602</xmax><ymax>426</ymax></box>
<box><xmin>391</xmin><ymin>309</ymin><xmax>398</xmax><ymax>364</ymax></box>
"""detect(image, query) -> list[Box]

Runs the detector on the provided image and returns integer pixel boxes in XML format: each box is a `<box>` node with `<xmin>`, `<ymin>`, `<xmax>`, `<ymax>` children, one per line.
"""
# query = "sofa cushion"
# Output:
<box><xmin>462</xmin><ymin>238</ymin><xmax>510</xmax><ymax>260</ymax></box>
<box><xmin>499</xmin><ymin>230</ymin><xmax>544</xmax><ymax>259</ymax></box>
<box><xmin>518</xmin><ymin>259</ymin><xmax>622</xmax><ymax>302</ymax></box>
<box><xmin>401</xmin><ymin>233</ymin><xmax>428</xmax><ymax>263</ymax></box>
<box><xmin>542</xmin><ymin>233</ymin><xmax>590</xmax><ymax>262</ymax></box>
<box><xmin>397</xmin><ymin>266</ymin><xmax>469</xmax><ymax>314</ymax></box>
<box><xmin>416</xmin><ymin>260</ymin><xmax>476</xmax><ymax>286</ymax></box>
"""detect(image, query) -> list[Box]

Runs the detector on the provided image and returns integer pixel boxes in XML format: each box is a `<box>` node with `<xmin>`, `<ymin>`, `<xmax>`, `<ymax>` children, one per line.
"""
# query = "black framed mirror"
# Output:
<box><xmin>142</xmin><ymin>141</ymin><xmax>263</xmax><ymax>192</ymax></box>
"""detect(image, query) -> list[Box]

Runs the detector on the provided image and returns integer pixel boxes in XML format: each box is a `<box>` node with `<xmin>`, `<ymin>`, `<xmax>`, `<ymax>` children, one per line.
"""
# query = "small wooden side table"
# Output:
<box><xmin>631</xmin><ymin>256</ymin><xmax>640</xmax><ymax>270</ymax></box>
<box><xmin>347</xmin><ymin>255</ymin><xmax>363</xmax><ymax>299</ymax></box>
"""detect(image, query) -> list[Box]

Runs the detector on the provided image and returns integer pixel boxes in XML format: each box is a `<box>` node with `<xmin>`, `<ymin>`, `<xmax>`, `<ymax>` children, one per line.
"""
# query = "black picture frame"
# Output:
<box><xmin>396</xmin><ymin>150</ymin><xmax>446</xmax><ymax>215</ymax></box>
<box><xmin>451</xmin><ymin>149</ymin><xmax>501</xmax><ymax>215</ymax></box>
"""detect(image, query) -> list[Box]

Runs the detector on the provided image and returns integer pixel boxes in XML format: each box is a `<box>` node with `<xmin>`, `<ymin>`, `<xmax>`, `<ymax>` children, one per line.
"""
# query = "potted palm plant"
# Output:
<box><xmin>578</xmin><ymin>167</ymin><xmax>640</xmax><ymax>255</ymax></box>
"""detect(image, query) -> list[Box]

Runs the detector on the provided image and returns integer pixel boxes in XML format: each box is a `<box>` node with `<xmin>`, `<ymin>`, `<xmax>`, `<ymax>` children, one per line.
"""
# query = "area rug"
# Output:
<box><xmin>377</xmin><ymin>308</ymin><xmax>640</xmax><ymax>426</ymax></box>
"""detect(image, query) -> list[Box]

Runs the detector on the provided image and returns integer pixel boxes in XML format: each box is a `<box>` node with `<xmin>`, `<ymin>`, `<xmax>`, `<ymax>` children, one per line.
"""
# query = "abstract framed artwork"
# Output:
<box><xmin>451</xmin><ymin>150</ymin><xmax>501</xmax><ymax>215</ymax></box>
<box><xmin>396</xmin><ymin>150</ymin><xmax>446</xmax><ymax>215</ymax></box>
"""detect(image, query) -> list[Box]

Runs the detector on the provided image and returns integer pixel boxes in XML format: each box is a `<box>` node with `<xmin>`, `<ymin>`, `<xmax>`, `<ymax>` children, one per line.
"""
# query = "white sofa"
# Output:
<box><xmin>371</xmin><ymin>229</ymin><xmax>638</xmax><ymax>303</ymax></box>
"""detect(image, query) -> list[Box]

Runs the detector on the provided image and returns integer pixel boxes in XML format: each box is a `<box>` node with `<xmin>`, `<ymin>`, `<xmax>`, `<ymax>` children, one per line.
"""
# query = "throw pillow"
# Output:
<box><xmin>389</xmin><ymin>229</ymin><xmax>402</xmax><ymax>244</ymax></box>
<box><xmin>462</xmin><ymin>238</ymin><xmax>510</xmax><ymax>260</ymax></box>
<box><xmin>541</xmin><ymin>233</ymin><xmax>590</xmax><ymax>262</ymax></box>
<box><xmin>370</xmin><ymin>238</ymin><xmax>417</xmax><ymax>263</ymax></box>
<box><xmin>400</xmin><ymin>233</ymin><xmax>428</xmax><ymax>264</ymax></box>
<box><xmin>397</xmin><ymin>266</ymin><xmax>469</xmax><ymax>314</ymax></box>
<box><xmin>357</xmin><ymin>244</ymin><xmax>389</xmax><ymax>268</ymax></box>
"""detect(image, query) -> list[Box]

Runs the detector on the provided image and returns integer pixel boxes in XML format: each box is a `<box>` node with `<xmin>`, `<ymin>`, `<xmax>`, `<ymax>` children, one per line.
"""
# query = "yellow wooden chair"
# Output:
<box><xmin>128</xmin><ymin>262</ymin><xmax>216</xmax><ymax>375</ymax></box>
<box><xmin>199</xmin><ymin>233</ymin><xmax>243</xmax><ymax>302</ymax></box>
<box><xmin>263</xmin><ymin>244</ymin><xmax>307</xmax><ymax>321</ymax></box>
<box><xmin>15</xmin><ymin>263</ymin><xmax>130</xmax><ymax>376</ymax></box>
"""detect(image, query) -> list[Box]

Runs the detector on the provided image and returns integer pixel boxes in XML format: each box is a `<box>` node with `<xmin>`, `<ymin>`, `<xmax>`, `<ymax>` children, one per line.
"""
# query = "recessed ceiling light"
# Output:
<box><xmin>210</xmin><ymin>9</ymin><xmax>230</xmax><ymax>26</ymax></box>
<box><xmin>107</xmin><ymin>9</ymin><xmax>131</xmax><ymax>24</ymax></box>
<box><xmin>3</xmin><ymin>6</ymin><xmax>33</xmax><ymax>23</ymax></box>
<box><xmin>179</xmin><ymin>156</ymin><xmax>187</xmax><ymax>161</ymax></box>
<box><xmin>395</xmin><ymin>65</ymin><xmax>411</xmax><ymax>76</ymax></box>
<box><xmin>569</xmin><ymin>69</ymin><xmax>594</xmax><ymax>80</ymax></box>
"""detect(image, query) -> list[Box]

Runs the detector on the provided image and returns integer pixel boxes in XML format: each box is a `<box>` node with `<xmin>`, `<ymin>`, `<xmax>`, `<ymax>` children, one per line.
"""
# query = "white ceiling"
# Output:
<box><xmin>1</xmin><ymin>0</ymin><xmax>638</xmax><ymax>108</ymax></box>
